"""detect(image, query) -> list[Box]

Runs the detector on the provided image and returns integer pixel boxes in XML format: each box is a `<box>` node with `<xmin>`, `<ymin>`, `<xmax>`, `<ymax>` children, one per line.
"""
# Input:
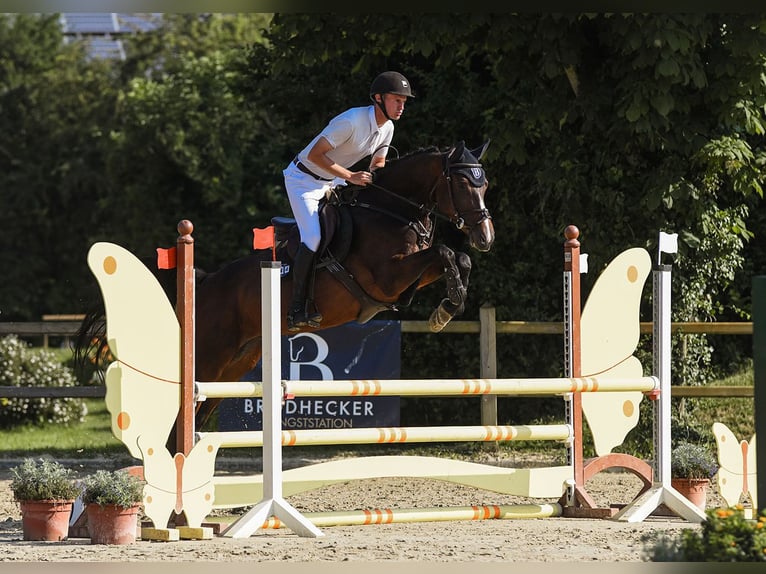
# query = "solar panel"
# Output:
<box><xmin>60</xmin><ymin>13</ymin><xmax>161</xmax><ymax>61</ymax></box>
<box><xmin>61</xmin><ymin>13</ymin><xmax>118</xmax><ymax>34</ymax></box>
<box><xmin>85</xmin><ymin>37</ymin><xmax>126</xmax><ymax>61</ymax></box>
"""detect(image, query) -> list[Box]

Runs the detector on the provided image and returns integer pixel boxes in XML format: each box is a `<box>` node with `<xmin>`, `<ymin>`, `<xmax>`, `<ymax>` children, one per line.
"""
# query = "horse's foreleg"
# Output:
<box><xmin>429</xmin><ymin>299</ymin><xmax>459</xmax><ymax>332</ymax></box>
<box><xmin>435</xmin><ymin>246</ymin><xmax>465</xmax><ymax>306</ymax></box>
<box><xmin>455</xmin><ymin>251</ymin><xmax>471</xmax><ymax>302</ymax></box>
<box><xmin>429</xmin><ymin>249</ymin><xmax>472</xmax><ymax>333</ymax></box>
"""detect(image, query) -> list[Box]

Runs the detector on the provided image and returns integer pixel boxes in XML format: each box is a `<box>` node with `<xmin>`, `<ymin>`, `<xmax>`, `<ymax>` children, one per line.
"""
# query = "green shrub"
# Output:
<box><xmin>644</xmin><ymin>506</ymin><xmax>766</xmax><ymax>562</ymax></box>
<box><xmin>81</xmin><ymin>469</ymin><xmax>144</xmax><ymax>508</ymax></box>
<box><xmin>0</xmin><ymin>335</ymin><xmax>87</xmax><ymax>428</ymax></box>
<box><xmin>9</xmin><ymin>457</ymin><xmax>82</xmax><ymax>501</ymax></box>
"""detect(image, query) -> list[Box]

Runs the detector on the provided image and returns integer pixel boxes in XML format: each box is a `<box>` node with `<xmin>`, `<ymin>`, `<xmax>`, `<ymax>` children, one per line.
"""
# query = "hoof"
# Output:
<box><xmin>428</xmin><ymin>304</ymin><xmax>452</xmax><ymax>333</ymax></box>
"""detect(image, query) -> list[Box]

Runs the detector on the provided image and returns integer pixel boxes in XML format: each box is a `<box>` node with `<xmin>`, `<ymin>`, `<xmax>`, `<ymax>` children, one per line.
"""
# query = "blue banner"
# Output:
<box><xmin>217</xmin><ymin>320</ymin><xmax>400</xmax><ymax>431</ymax></box>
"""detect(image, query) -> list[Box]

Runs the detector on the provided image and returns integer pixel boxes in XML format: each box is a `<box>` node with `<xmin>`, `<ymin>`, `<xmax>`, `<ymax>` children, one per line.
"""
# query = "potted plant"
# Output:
<box><xmin>9</xmin><ymin>458</ymin><xmax>81</xmax><ymax>541</ymax></box>
<box><xmin>81</xmin><ymin>468</ymin><xmax>144</xmax><ymax>545</ymax></box>
<box><xmin>671</xmin><ymin>441</ymin><xmax>719</xmax><ymax>511</ymax></box>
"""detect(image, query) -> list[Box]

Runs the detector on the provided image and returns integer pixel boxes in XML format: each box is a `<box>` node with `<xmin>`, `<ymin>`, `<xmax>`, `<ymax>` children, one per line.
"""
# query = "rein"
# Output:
<box><xmin>347</xmin><ymin>151</ymin><xmax>490</xmax><ymax>240</ymax></box>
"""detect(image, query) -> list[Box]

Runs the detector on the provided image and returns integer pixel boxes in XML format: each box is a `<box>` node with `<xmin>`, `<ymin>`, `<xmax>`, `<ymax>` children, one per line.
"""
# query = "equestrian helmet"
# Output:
<box><xmin>370</xmin><ymin>71</ymin><xmax>415</xmax><ymax>98</ymax></box>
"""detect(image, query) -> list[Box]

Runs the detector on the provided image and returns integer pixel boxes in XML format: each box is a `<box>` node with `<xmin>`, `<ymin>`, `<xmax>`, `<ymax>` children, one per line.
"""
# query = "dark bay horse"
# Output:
<box><xmin>75</xmin><ymin>140</ymin><xmax>494</xmax><ymax>431</ymax></box>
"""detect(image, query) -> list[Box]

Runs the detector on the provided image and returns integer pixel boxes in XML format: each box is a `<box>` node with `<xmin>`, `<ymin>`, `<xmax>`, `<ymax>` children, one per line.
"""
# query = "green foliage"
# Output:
<box><xmin>9</xmin><ymin>458</ymin><xmax>81</xmax><ymax>501</ymax></box>
<box><xmin>645</xmin><ymin>506</ymin><xmax>766</xmax><ymax>562</ymax></box>
<box><xmin>671</xmin><ymin>441</ymin><xmax>718</xmax><ymax>479</ymax></box>
<box><xmin>80</xmin><ymin>469</ymin><xmax>144</xmax><ymax>508</ymax></box>
<box><xmin>0</xmin><ymin>335</ymin><xmax>87</xmax><ymax>428</ymax></box>
<box><xmin>0</xmin><ymin>13</ymin><xmax>764</xmax><ymax>387</ymax></box>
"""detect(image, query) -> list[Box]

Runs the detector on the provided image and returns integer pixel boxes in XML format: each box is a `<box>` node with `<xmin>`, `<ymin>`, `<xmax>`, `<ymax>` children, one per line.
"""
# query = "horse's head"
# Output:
<box><xmin>437</xmin><ymin>140</ymin><xmax>495</xmax><ymax>252</ymax></box>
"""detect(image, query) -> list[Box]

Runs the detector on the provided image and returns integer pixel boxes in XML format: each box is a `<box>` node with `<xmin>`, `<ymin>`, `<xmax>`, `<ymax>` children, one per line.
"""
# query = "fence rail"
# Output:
<box><xmin>1</xmin><ymin>319</ymin><xmax>754</xmax><ymax>337</ymax></box>
<box><xmin>0</xmin><ymin>317</ymin><xmax>754</xmax><ymax>400</ymax></box>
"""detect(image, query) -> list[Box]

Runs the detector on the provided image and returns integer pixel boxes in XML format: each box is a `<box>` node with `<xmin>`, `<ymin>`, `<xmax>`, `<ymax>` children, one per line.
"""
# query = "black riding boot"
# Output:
<box><xmin>287</xmin><ymin>243</ymin><xmax>323</xmax><ymax>331</ymax></box>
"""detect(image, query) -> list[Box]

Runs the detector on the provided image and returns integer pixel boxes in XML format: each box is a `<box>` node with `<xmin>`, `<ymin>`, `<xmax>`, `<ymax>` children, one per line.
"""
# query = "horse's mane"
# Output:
<box><xmin>372</xmin><ymin>146</ymin><xmax>442</xmax><ymax>180</ymax></box>
<box><xmin>388</xmin><ymin>145</ymin><xmax>441</xmax><ymax>163</ymax></box>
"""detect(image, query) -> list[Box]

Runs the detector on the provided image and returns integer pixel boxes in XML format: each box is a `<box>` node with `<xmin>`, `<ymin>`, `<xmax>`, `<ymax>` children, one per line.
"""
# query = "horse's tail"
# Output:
<box><xmin>72</xmin><ymin>301</ymin><xmax>110</xmax><ymax>384</ymax></box>
<box><xmin>72</xmin><ymin>255</ymin><xmax>187</xmax><ymax>384</ymax></box>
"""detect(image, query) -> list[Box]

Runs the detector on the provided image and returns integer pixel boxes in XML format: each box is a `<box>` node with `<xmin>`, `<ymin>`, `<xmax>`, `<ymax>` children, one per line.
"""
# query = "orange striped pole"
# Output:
<box><xmin>198</xmin><ymin>423</ymin><xmax>572</xmax><ymax>448</ymax></box>
<box><xmin>194</xmin><ymin>376</ymin><xmax>658</xmax><ymax>399</ymax></box>
<box><xmin>252</xmin><ymin>503</ymin><xmax>562</xmax><ymax>529</ymax></box>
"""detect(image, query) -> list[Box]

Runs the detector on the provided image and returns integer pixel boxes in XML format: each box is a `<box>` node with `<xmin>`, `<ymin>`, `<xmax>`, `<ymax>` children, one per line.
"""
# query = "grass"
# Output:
<box><xmin>0</xmin><ymin>399</ymin><xmax>134</xmax><ymax>463</ymax></box>
<box><xmin>683</xmin><ymin>365</ymin><xmax>755</xmax><ymax>441</ymax></box>
<box><xmin>0</xmin><ymin>364</ymin><xmax>756</xmax><ymax>464</ymax></box>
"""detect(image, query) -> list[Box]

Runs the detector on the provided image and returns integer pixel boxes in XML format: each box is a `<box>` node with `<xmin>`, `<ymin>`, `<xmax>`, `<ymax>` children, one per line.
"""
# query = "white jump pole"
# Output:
<box><xmin>221</xmin><ymin>261</ymin><xmax>323</xmax><ymax>538</ymax></box>
<box><xmin>613</xmin><ymin>238</ymin><xmax>706</xmax><ymax>523</ymax></box>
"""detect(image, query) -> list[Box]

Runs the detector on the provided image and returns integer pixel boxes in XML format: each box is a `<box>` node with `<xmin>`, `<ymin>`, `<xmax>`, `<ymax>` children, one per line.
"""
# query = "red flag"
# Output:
<box><xmin>253</xmin><ymin>226</ymin><xmax>275</xmax><ymax>250</ymax></box>
<box><xmin>156</xmin><ymin>247</ymin><xmax>177</xmax><ymax>269</ymax></box>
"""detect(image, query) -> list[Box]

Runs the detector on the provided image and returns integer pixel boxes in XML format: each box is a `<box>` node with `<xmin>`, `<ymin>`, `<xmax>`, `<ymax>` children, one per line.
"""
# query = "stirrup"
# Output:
<box><xmin>306</xmin><ymin>301</ymin><xmax>323</xmax><ymax>328</ymax></box>
<box><xmin>287</xmin><ymin>304</ymin><xmax>309</xmax><ymax>332</ymax></box>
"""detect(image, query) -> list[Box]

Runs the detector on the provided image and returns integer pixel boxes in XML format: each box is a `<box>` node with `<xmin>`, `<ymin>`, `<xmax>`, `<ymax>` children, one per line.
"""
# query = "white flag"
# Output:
<box><xmin>579</xmin><ymin>253</ymin><xmax>589</xmax><ymax>274</ymax></box>
<box><xmin>658</xmin><ymin>231</ymin><xmax>678</xmax><ymax>255</ymax></box>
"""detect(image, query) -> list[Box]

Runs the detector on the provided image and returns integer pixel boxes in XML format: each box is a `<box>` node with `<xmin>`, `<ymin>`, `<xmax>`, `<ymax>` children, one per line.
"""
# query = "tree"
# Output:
<box><xmin>1</xmin><ymin>14</ymin><xmax>764</xmax><ymax>406</ymax></box>
<box><xmin>0</xmin><ymin>14</ymin><xmax>119</xmax><ymax>319</ymax></box>
<box><xmin>241</xmin><ymin>14</ymin><xmax>764</xmax><ymax>386</ymax></box>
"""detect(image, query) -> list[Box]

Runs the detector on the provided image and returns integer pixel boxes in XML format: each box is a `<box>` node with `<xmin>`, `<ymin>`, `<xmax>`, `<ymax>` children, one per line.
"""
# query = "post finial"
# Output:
<box><xmin>177</xmin><ymin>219</ymin><xmax>194</xmax><ymax>244</ymax></box>
<box><xmin>564</xmin><ymin>225</ymin><xmax>580</xmax><ymax>247</ymax></box>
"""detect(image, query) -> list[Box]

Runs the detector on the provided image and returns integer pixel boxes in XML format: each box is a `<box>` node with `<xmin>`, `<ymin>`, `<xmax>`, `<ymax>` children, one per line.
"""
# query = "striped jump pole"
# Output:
<box><xmin>198</xmin><ymin>423</ymin><xmax>573</xmax><ymax>448</ymax></box>
<box><xmin>195</xmin><ymin>376</ymin><xmax>659</xmax><ymax>400</ymax></box>
<box><xmin>252</xmin><ymin>503</ymin><xmax>563</xmax><ymax>529</ymax></box>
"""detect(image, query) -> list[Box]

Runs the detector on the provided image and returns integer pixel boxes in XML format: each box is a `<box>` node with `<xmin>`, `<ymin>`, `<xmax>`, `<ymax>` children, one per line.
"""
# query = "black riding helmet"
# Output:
<box><xmin>370</xmin><ymin>71</ymin><xmax>414</xmax><ymax>121</ymax></box>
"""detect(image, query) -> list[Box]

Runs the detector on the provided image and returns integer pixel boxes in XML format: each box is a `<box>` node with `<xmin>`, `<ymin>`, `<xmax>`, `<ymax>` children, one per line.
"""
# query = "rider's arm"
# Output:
<box><xmin>369</xmin><ymin>154</ymin><xmax>386</xmax><ymax>171</ymax></box>
<box><xmin>307</xmin><ymin>137</ymin><xmax>371</xmax><ymax>186</ymax></box>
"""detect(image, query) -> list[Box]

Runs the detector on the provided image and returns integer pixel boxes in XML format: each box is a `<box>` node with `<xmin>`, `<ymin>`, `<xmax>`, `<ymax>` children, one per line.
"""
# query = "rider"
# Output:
<box><xmin>283</xmin><ymin>71</ymin><xmax>415</xmax><ymax>331</ymax></box>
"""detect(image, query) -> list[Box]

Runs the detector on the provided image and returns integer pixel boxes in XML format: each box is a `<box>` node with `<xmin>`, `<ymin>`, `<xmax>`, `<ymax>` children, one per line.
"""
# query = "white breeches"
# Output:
<box><xmin>283</xmin><ymin>165</ymin><xmax>335</xmax><ymax>252</ymax></box>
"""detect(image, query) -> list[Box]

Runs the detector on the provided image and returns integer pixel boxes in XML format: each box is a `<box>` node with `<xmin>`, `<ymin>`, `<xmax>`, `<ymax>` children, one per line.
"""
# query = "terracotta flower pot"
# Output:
<box><xmin>671</xmin><ymin>477</ymin><xmax>710</xmax><ymax>511</ymax></box>
<box><xmin>19</xmin><ymin>500</ymin><xmax>74</xmax><ymax>541</ymax></box>
<box><xmin>86</xmin><ymin>503</ymin><xmax>140</xmax><ymax>545</ymax></box>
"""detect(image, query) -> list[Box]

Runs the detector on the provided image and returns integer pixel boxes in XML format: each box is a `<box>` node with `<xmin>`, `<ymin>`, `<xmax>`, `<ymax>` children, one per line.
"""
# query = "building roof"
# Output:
<box><xmin>59</xmin><ymin>13</ymin><xmax>161</xmax><ymax>60</ymax></box>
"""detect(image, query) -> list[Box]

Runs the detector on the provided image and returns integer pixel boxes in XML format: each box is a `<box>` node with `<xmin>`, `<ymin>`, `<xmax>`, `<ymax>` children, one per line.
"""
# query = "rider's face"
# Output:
<box><xmin>381</xmin><ymin>93</ymin><xmax>407</xmax><ymax>120</ymax></box>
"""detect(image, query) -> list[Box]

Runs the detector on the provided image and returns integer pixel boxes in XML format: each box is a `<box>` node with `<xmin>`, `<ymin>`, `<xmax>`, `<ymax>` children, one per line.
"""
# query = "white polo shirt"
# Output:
<box><xmin>296</xmin><ymin>105</ymin><xmax>393</xmax><ymax>179</ymax></box>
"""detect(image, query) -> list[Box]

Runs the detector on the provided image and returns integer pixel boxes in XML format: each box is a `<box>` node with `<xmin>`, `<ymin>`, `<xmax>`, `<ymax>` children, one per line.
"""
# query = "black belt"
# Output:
<box><xmin>293</xmin><ymin>158</ymin><xmax>332</xmax><ymax>181</ymax></box>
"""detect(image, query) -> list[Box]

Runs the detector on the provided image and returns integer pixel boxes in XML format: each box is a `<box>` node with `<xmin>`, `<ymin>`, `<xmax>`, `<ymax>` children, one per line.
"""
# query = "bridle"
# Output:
<box><xmin>363</xmin><ymin>149</ymin><xmax>491</xmax><ymax>231</ymax></box>
<box><xmin>435</xmin><ymin>154</ymin><xmax>492</xmax><ymax>232</ymax></box>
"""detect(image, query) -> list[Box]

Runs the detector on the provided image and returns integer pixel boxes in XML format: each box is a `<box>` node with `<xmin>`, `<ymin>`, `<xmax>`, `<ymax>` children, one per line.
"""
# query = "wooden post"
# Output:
<box><xmin>754</xmin><ymin>276</ymin><xmax>766</xmax><ymax>516</ymax></box>
<box><xmin>175</xmin><ymin>219</ymin><xmax>195</xmax><ymax>457</ymax></box>
<box><xmin>561</xmin><ymin>225</ymin><xmax>598</xmax><ymax>513</ymax></box>
<box><xmin>480</xmin><ymin>304</ymin><xmax>498</xmax><ymax>450</ymax></box>
<box><xmin>563</xmin><ymin>227</ymin><xmax>582</xmax><ymax>495</ymax></box>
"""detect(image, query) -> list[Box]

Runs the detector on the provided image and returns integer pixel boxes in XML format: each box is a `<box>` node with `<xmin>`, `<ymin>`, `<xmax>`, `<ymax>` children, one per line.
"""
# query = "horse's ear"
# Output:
<box><xmin>448</xmin><ymin>140</ymin><xmax>466</xmax><ymax>161</ymax></box>
<box><xmin>471</xmin><ymin>139</ymin><xmax>491</xmax><ymax>161</ymax></box>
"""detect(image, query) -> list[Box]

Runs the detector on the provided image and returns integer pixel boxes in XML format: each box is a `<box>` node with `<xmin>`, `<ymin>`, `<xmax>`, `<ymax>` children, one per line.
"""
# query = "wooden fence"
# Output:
<box><xmin>0</xmin><ymin>313</ymin><xmax>755</xmax><ymax>400</ymax></box>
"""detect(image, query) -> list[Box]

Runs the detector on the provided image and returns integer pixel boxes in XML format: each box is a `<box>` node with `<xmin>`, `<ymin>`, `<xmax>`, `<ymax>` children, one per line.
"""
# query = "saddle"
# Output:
<box><xmin>266</xmin><ymin>186</ymin><xmax>406</xmax><ymax>323</ymax></box>
<box><xmin>270</xmin><ymin>192</ymin><xmax>354</xmax><ymax>269</ymax></box>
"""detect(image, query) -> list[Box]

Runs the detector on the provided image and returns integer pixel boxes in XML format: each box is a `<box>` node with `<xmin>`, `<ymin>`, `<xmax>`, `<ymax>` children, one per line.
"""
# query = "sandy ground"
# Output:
<box><xmin>0</xmin><ymin>453</ymin><xmax>723</xmax><ymax>565</ymax></box>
